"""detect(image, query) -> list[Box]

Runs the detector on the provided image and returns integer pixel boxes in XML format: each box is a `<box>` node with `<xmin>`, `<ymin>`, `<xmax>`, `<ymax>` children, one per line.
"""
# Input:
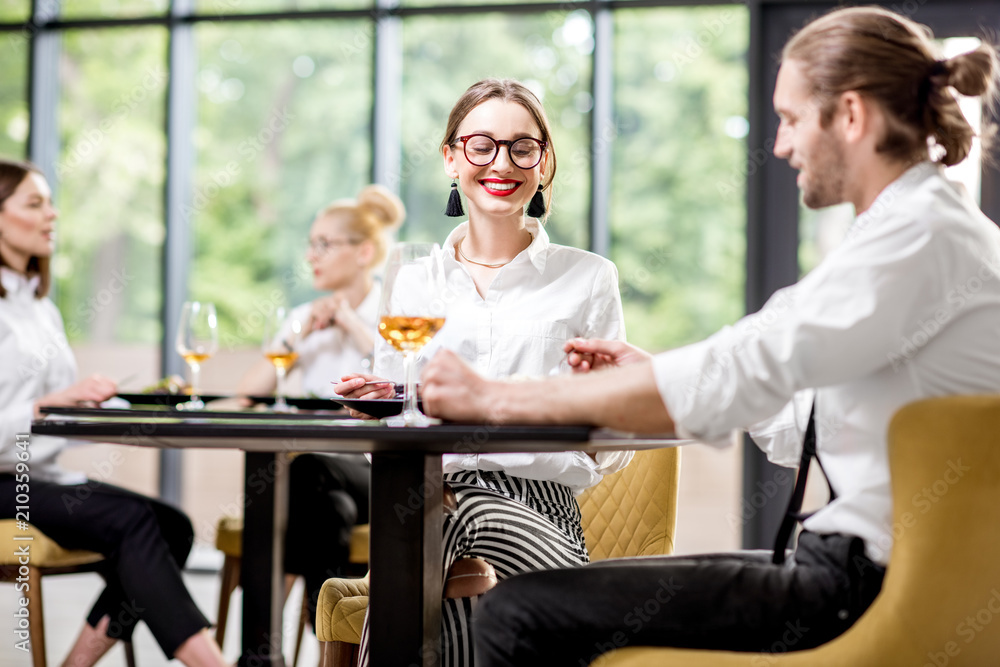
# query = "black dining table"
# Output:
<box><xmin>33</xmin><ymin>407</ymin><xmax>676</xmax><ymax>667</ymax></box>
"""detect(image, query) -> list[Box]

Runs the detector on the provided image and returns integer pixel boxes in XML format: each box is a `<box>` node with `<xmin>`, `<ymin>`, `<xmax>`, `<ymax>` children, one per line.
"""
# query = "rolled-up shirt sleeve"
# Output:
<box><xmin>585</xmin><ymin>260</ymin><xmax>627</xmax><ymax>342</ymax></box>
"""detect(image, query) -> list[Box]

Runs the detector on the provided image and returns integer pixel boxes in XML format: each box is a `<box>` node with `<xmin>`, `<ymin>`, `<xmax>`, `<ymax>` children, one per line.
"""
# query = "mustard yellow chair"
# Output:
<box><xmin>0</xmin><ymin>521</ymin><xmax>136</xmax><ymax>667</ymax></box>
<box><xmin>315</xmin><ymin>447</ymin><xmax>681</xmax><ymax>667</ymax></box>
<box><xmin>598</xmin><ymin>394</ymin><xmax>1000</xmax><ymax>666</ymax></box>
<box><xmin>215</xmin><ymin>515</ymin><xmax>370</xmax><ymax>665</ymax></box>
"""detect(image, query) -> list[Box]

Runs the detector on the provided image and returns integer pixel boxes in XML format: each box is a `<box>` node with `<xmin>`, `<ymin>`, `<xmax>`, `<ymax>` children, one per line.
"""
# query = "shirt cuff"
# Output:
<box><xmin>651</xmin><ymin>338</ymin><xmax>735</xmax><ymax>447</ymax></box>
<box><xmin>593</xmin><ymin>450</ymin><xmax>633</xmax><ymax>475</ymax></box>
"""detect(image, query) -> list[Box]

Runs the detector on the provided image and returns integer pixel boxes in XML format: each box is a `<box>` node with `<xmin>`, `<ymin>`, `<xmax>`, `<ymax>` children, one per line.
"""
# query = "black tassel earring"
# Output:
<box><xmin>527</xmin><ymin>186</ymin><xmax>546</xmax><ymax>218</ymax></box>
<box><xmin>445</xmin><ymin>180</ymin><xmax>465</xmax><ymax>217</ymax></box>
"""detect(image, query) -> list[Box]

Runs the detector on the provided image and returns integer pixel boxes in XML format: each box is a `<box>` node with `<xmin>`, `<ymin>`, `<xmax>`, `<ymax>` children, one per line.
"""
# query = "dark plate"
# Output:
<box><xmin>117</xmin><ymin>393</ymin><xmax>344</xmax><ymax>411</ymax></box>
<box><xmin>333</xmin><ymin>398</ymin><xmax>423</xmax><ymax>419</ymax></box>
<box><xmin>116</xmin><ymin>392</ymin><xmax>229</xmax><ymax>407</ymax></box>
<box><xmin>245</xmin><ymin>396</ymin><xmax>347</xmax><ymax>411</ymax></box>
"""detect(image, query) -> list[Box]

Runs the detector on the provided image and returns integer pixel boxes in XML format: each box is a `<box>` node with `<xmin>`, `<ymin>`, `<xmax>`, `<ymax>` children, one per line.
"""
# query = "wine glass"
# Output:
<box><xmin>262</xmin><ymin>306</ymin><xmax>304</xmax><ymax>412</ymax></box>
<box><xmin>175</xmin><ymin>301</ymin><xmax>219</xmax><ymax>410</ymax></box>
<box><xmin>377</xmin><ymin>242</ymin><xmax>447</xmax><ymax>426</ymax></box>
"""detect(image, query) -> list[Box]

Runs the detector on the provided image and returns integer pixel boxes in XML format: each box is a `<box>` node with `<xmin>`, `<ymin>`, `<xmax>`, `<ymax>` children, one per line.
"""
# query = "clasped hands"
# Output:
<box><xmin>305</xmin><ymin>293</ymin><xmax>361</xmax><ymax>336</ymax></box>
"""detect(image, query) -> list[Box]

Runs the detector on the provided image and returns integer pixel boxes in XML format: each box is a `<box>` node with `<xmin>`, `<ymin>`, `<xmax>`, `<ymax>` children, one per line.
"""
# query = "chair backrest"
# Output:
<box><xmin>591</xmin><ymin>395</ymin><xmax>1000</xmax><ymax>667</ymax></box>
<box><xmin>578</xmin><ymin>447</ymin><xmax>681</xmax><ymax>561</ymax></box>
<box><xmin>860</xmin><ymin>394</ymin><xmax>1000</xmax><ymax>665</ymax></box>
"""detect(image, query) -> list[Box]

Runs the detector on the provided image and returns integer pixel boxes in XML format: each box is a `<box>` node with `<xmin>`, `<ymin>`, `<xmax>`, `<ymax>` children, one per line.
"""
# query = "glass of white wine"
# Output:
<box><xmin>378</xmin><ymin>242</ymin><xmax>447</xmax><ymax>427</ymax></box>
<box><xmin>174</xmin><ymin>301</ymin><xmax>218</xmax><ymax>410</ymax></box>
<box><xmin>262</xmin><ymin>306</ymin><xmax>304</xmax><ymax>412</ymax></box>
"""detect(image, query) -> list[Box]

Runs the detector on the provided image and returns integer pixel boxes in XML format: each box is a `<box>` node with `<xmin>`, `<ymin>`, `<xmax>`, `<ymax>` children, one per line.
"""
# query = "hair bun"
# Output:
<box><xmin>357</xmin><ymin>184</ymin><xmax>405</xmax><ymax>230</ymax></box>
<box><xmin>943</xmin><ymin>45</ymin><xmax>998</xmax><ymax>97</ymax></box>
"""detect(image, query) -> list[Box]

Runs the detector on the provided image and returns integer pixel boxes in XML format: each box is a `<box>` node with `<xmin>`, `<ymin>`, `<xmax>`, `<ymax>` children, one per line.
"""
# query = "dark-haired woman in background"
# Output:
<box><xmin>0</xmin><ymin>159</ymin><xmax>229</xmax><ymax>667</ymax></box>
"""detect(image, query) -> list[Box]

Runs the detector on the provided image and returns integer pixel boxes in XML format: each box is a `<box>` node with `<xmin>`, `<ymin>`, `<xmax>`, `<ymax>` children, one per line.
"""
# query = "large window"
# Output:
<box><xmin>55</xmin><ymin>27</ymin><xmax>168</xmax><ymax>355</ymax></box>
<box><xmin>400</xmin><ymin>12</ymin><xmax>593</xmax><ymax>248</ymax></box>
<box><xmin>192</xmin><ymin>20</ymin><xmax>373</xmax><ymax>344</ymax></box>
<box><xmin>60</xmin><ymin>0</ymin><xmax>169</xmax><ymax>18</ymax></box>
<box><xmin>0</xmin><ymin>0</ymin><xmax>29</xmax><ymax>22</ymax></box>
<box><xmin>612</xmin><ymin>6</ymin><xmax>747</xmax><ymax>352</ymax></box>
<box><xmin>0</xmin><ymin>26</ymin><xmax>28</xmax><ymax>158</ymax></box>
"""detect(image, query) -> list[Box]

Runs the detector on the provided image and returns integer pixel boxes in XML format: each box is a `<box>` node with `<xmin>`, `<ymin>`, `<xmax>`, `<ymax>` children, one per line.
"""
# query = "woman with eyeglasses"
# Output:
<box><xmin>236</xmin><ymin>184</ymin><xmax>404</xmax><ymax>631</ymax></box>
<box><xmin>335</xmin><ymin>78</ymin><xmax>633</xmax><ymax>667</ymax></box>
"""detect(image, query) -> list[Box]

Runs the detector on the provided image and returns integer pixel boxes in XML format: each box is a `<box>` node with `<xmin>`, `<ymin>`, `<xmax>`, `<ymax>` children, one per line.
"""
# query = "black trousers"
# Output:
<box><xmin>0</xmin><ymin>474</ymin><xmax>210</xmax><ymax>657</ymax></box>
<box><xmin>474</xmin><ymin>531</ymin><xmax>885</xmax><ymax>667</ymax></box>
<box><xmin>283</xmin><ymin>453</ymin><xmax>370</xmax><ymax>629</ymax></box>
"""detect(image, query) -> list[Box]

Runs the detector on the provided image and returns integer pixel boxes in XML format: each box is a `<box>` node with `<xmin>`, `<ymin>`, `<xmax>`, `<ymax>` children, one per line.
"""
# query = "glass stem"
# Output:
<box><xmin>275</xmin><ymin>366</ymin><xmax>288</xmax><ymax>410</ymax></box>
<box><xmin>402</xmin><ymin>349</ymin><xmax>419</xmax><ymax>421</ymax></box>
<box><xmin>189</xmin><ymin>362</ymin><xmax>201</xmax><ymax>402</ymax></box>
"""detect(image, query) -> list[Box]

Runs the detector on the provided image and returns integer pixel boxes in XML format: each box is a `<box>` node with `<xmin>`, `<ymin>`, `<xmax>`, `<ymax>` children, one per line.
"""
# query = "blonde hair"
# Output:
<box><xmin>440</xmin><ymin>78</ymin><xmax>557</xmax><ymax>219</ymax></box>
<box><xmin>318</xmin><ymin>184</ymin><xmax>405</xmax><ymax>268</ymax></box>
<box><xmin>783</xmin><ymin>6</ymin><xmax>998</xmax><ymax>167</ymax></box>
<box><xmin>0</xmin><ymin>159</ymin><xmax>50</xmax><ymax>299</ymax></box>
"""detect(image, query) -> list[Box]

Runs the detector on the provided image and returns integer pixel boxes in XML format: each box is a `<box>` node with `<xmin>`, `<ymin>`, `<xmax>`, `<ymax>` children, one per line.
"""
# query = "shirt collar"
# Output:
<box><xmin>0</xmin><ymin>266</ymin><xmax>40</xmax><ymax>300</ymax></box>
<box><xmin>442</xmin><ymin>219</ymin><xmax>550</xmax><ymax>274</ymax></box>
<box><xmin>854</xmin><ymin>161</ymin><xmax>941</xmax><ymax>231</ymax></box>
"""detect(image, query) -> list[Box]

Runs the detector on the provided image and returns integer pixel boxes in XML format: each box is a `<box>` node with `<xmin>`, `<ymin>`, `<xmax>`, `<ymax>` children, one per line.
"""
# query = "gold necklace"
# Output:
<box><xmin>457</xmin><ymin>235</ymin><xmax>532</xmax><ymax>269</ymax></box>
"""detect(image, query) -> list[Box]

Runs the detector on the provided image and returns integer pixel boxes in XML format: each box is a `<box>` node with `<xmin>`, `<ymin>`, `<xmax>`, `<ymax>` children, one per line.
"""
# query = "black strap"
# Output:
<box><xmin>771</xmin><ymin>401</ymin><xmax>836</xmax><ymax>565</ymax></box>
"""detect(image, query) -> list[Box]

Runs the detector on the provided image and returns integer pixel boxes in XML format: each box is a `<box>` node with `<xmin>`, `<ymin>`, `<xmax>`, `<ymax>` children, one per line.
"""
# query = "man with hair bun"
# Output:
<box><xmin>418</xmin><ymin>7</ymin><xmax>1000</xmax><ymax>665</ymax></box>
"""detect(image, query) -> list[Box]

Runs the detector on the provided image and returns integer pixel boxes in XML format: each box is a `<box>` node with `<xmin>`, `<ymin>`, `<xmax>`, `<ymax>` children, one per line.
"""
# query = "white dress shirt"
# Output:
<box><xmin>375</xmin><ymin>219</ymin><xmax>632</xmax><ymax>493</ymax></box>
<box><xmin>289</xmin><ymin>284</ymin><xmax>380</xmax><ymax>398</ymax></box>
<box><xmin>652</xmin><ymin>162</ymin><xmax>1000</xmax><ymax>565</ymax></box>
<box><xmin>0</xmin><ymin>267</ymin><xmax>86</xmax><ymax>484</ymax></box>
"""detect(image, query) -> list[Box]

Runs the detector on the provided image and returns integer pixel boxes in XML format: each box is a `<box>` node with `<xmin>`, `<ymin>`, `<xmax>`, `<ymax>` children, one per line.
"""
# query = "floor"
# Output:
<box><xmin>0</xmin><ymin>546</ymin><xmax>320</xmax><ymax>667</ymax></box>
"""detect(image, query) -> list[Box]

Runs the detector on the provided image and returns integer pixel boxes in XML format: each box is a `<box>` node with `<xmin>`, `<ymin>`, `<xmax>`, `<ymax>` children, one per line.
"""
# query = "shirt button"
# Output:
<box><xmin>838</xmin><ymin>609</ymin><xmax>849</xmax><ymax>620</ymax></box>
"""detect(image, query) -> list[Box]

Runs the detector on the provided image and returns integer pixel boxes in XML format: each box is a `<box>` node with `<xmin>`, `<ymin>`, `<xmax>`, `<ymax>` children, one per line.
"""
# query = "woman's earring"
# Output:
<box><xmin>527</xmin><ymin>186</ymin><xmax>546</xmax><ymax>218</ymax></box>
<box><xmin>445</xmin><ymin>180</ymin><xmax>465</xmax><ymax>217</ymax></box>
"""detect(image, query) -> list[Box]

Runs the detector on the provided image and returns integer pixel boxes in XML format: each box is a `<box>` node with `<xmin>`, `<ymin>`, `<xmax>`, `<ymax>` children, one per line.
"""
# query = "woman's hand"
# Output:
<box><xmin>35</xmin><ymin>374</ymin><xmax>118</xmax><ymax>417</ymax></box>
<box><xmin>564</xmin><ymin>338</ymin><xmax>653</xmax><ymax>373</ymax></box>
<box><xmin>307</xmin><ymin>294</ymin><xmax>375</xmax><ymax>357</ymax></box>
<box><xmin>305</xmin><ymin>295</ymin><xmax>344</xmax><ymax>335</ymax></box>
<box><xmin>306</xmin><ymin>294</ymin><xmax>366</xmax><ymax>335</ymax></box>
<box><xmin>334</xmin><ymin>373</ymin><xmax>396</xmax><ymax>399</ymax></box>
<box><xmin>334</xmin><ymin>373</ymin><xmax>395</xmax><ymax>419</ymax></box>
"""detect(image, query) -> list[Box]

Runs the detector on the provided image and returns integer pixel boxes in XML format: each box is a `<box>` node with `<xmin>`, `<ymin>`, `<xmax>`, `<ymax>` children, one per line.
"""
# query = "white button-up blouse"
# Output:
<box><xmin>0</xmin><ymin>267</ymin><xmax>85</xmax><ymax>484</ymax></box>
<box><xmin>375</xmin><ymin>219</ymin><xmax>632</xmax><ymax>494</ymax></box>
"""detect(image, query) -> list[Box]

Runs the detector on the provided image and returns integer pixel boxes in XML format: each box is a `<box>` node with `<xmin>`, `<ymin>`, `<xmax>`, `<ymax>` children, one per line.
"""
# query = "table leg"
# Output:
<box><xmin>239</xmin><ymin>451</ymin><xmax>290</xmax><ymax>667</ymax></box>
<box><xmin>369</xmin><ymin>452</ymin><xmax>443</xmax><ymax>667</ymax></box>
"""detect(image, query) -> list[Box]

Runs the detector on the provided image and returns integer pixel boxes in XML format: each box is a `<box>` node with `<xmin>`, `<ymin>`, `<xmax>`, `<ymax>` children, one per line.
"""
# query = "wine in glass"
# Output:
<box><xmin>262</xmin><ymin>306</ymin><xmax>304</xmax><ymax>412</ymax></box>
<box><xmin>175</xmin><ymin>301</ymin><xmax>219</xmax><ymax>410</ymax></box>
<box><xmin>378</xmin><ymin>242</ymin><xmax>447</xmax><ymax>427</ymax></box>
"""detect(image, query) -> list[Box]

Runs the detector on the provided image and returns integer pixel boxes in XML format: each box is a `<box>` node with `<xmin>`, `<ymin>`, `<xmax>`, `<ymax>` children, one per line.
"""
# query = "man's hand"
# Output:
<box><xmin>421</xmin><ymin>349</ymin><xmax>498</xmax><ymax>423</ymax></box>
<box><xmin>564</xmin><ymin>338</ymin><xmax>653</xmax><ymax>373</ymax></box>
<box><xmin>423</xmin><ymin>348</ymin><xmax>674</xmax><ymax>432</ymax></box>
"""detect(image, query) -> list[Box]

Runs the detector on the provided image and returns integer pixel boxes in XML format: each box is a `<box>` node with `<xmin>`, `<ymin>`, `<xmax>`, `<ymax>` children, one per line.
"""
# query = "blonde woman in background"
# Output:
<box><xmin>237</xmin><ymin>184</ymin><xmax>404</xmax><ymax>630</ymax></box>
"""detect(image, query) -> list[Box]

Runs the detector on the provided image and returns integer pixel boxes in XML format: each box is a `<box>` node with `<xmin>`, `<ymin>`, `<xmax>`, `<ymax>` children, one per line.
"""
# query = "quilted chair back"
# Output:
<box><xmin>578</xmin><ymin>447</ymin><xmax>681</xmax><ymax>561</ymax></box>
<box><xmin>598</xmin><ymin>394</ymin><xmax>1000</xmax><ymax>666</ymax></box>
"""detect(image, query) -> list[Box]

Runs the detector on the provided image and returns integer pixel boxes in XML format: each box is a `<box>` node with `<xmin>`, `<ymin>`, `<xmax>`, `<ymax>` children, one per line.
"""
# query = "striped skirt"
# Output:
<box><xmin>359</xmin><ymin>469</ymin><xmax>590</xmax><ymax>667</ymax></box>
